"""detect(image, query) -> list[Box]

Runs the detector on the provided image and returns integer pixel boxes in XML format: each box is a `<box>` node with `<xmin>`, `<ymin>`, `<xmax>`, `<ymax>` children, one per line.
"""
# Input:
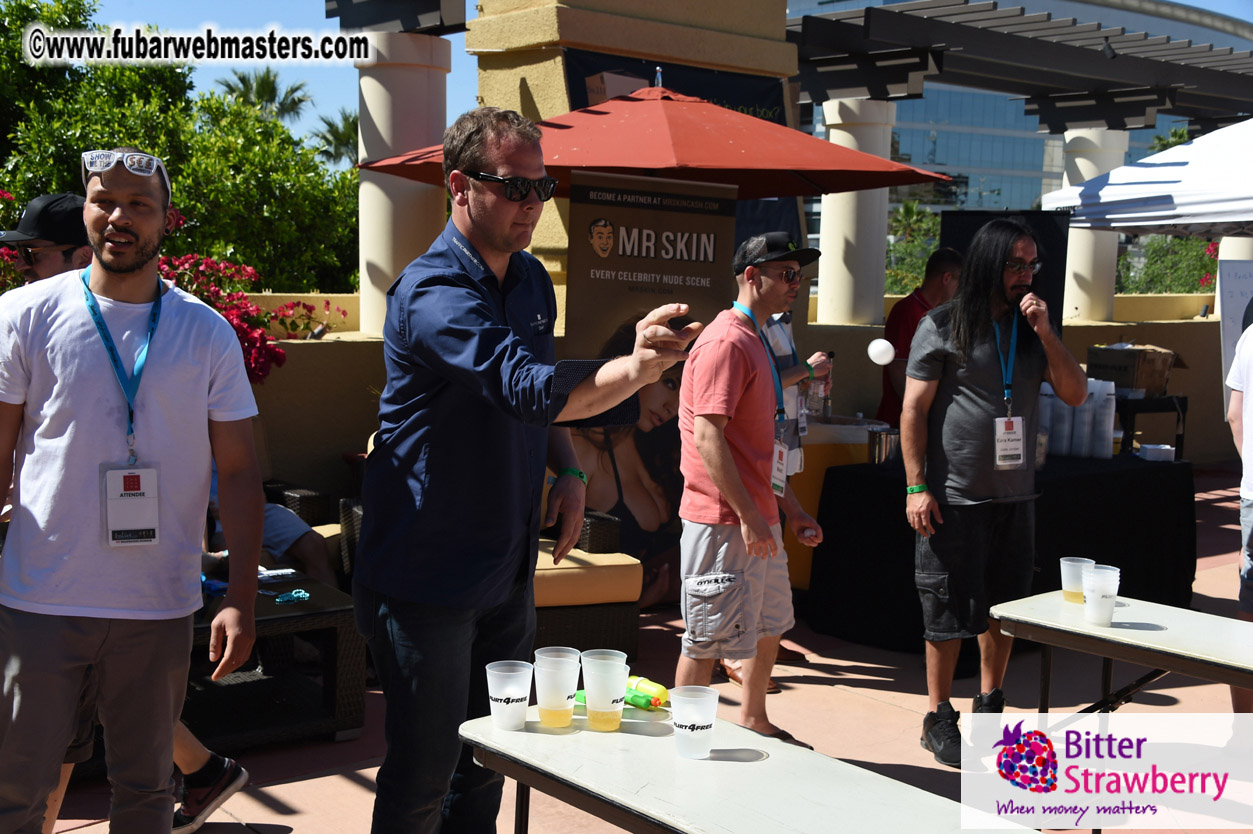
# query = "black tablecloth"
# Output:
<box><xmin>806</xmin><ymin>456</ymin><xmax>1196</xmax><ymax>652</ymax></box>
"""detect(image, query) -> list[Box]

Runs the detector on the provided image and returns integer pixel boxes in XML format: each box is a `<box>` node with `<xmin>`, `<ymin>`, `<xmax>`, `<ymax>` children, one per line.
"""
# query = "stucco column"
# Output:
<box><xmin>1061</xmin><ymin>128</ymin><xmax>1128</xmax><ymax>321</ymax></box>
<box><xmin>816</xmin><ymin>99</ymin><xmax>896</xmax><ymax>325</ymax></box>
<box><xmin>357</xmin><ymin>33</ymin><xmax>451</xmax><ymax>336</ymax></box>
<box><xmin>1219</xmin><ymin>237</ymin><xmax>1253</xmax><ymax>262</ymax></box>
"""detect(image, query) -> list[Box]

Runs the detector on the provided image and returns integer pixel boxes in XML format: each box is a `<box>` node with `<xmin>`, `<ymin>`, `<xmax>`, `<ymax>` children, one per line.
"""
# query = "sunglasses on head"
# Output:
<box><xmin>462</xmin><ymin>170</ymin><xmax>558</xmax><ymax>202</ymax></box>
<box><xmin>1004</xmin><ymin>259</ymin><xmax>1043</xmax><ymax>275</ymax></box>
<box><xmin>81</xmin><ymin>150</ymin><xmax>171</xmax><ymax>198</ymax></box>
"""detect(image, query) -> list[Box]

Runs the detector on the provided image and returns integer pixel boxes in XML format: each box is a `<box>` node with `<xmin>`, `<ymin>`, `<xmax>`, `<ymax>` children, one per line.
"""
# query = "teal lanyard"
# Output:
<box><xmin>80</xmin><ymin>265</ymin><xmax>162</xmax><ymax>465</ymax></box>
<box><xmin>991</xmin><ymin>315</ymin><xmax>1018</xmax><ymax>418</ymax></box>
<box><xmin>732</xmin><ymin>302</ymin><xmax>786</xmax><ymax>428</ymax></box>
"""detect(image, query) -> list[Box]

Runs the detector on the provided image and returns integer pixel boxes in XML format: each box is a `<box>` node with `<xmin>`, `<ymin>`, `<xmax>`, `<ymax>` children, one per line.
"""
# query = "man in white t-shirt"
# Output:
<box><xmin>1224</xmin><ymin>325</ymin><xmax>1253</xmax><ymax>713</ymax></box>
<box><xmin>0</xmin><ymin>148</ymin><xmax>263</xmax><ymax>833</ymax></box>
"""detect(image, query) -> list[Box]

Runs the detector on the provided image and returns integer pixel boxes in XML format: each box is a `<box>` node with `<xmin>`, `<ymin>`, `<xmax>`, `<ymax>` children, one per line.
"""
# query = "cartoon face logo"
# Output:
<box><xmin>995</xmin><ymin>721</ymin><xmax>1058</xmax><ymax>793</ymax></box>
<box><xmin>589</xmin><ymin>219</ymin><xmax>614</xmax><ymax>259</ymax></box>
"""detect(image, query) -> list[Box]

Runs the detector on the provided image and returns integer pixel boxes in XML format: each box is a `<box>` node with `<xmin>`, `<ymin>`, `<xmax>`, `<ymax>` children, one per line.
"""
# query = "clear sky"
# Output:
<box><xmin>91</xmin><ymin>0</ymin><xmax>1252</xmax><ymax>147</ymax></box>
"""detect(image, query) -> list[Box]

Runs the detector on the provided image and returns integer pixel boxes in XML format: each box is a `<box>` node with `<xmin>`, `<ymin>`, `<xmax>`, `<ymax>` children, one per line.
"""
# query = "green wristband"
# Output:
<box><xmin>905</xmin><ymin>484</ymin><xmax>928</xmax><ymax>495</ymax></box>
<box><xmin>558</xmin><ymin>467</ymin><xmax>587</xmax><ymax>486</ymax></box>
<box><xmin>805</xmin><ymin>361</ymin><xmax>814</xmax><ymax>380</ymax></box>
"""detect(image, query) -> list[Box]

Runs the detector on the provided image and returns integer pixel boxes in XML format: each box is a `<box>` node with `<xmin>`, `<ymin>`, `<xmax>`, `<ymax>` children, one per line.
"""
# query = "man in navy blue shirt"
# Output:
<box><xmin>355</xmin><ymin>107</ymin><xmax>701</xmax><ymax>834</ymax></box>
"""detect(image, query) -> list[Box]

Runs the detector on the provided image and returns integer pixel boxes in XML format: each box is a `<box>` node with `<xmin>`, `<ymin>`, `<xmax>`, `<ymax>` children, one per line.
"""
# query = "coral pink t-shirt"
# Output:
<box><xmin>678</xmin><ymin>308</ymin><xmax>779</xmax><ymax>527</ymax></box>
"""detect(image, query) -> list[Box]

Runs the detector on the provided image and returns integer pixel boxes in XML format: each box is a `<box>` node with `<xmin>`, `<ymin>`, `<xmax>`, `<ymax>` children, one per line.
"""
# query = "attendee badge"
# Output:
<box><xmin>993</xmin><ymin>417</ymin><xmax>1026</xmax><ymax>470</ymax></box>
<box><xmin>771</xmin><ymin>441</ymin><xmax>788</xmax><ymax>496</ymax></box>
<box><xmin>103</xmin><ymin>466</ymin><xmax>160</xmax><ymax>546</ymax></box>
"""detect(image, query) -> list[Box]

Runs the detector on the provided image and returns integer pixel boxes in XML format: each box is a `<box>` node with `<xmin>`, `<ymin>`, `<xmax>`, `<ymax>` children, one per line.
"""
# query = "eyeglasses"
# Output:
<box><xmin>760</xmin><ymin>264</ymin><xmax>804</xmax><ymax>284</ymax></box>
<box><xmin>1004</xmin><ymin>259</ymin><xmax>1043</xmax><ymax>275</ymax></box>
<box><xmin>16</xmin><ymin>244</ymin><xmax>74</xmax><ymax>266</ymax></box>
<box><xmin>462</xmin><ymin>170</ymin><xmax>558</xmax><ymax>202</ymax></box>
<box><xmin>81</xmin><ymin>150</ymin><xmax>171</xmax><ymax>198</ymax></box>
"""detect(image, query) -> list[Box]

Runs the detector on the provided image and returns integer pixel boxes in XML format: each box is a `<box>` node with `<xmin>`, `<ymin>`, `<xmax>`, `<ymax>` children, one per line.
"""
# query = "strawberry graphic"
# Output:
<box><xmin>994</xmin><ymin>721</ymin><xmax>1058</xmax><ymax>793</ymax></box>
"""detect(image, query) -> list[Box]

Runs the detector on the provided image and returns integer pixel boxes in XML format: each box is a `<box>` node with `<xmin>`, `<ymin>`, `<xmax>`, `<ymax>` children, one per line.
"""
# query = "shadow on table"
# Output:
<box><xmin>709</xmin><ymin>747</ymin><xmax>768</xmax><ymax>762</ymax></box>
<box><xmin>1110</xmin><ymin>621</ymin><xmax>1167</xmax><ymax>632</ymax></box>
<box><xmin>840</xmin><ymin>758</ymin><xmax>960</xmax><ymax>801</ymax></box>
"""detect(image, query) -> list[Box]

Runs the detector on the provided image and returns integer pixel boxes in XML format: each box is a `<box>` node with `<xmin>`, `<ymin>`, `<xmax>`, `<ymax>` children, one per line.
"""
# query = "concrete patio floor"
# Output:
<box><xmin>53</xmin><ymin>463</ymin><xmax>1246</xmax><ymax>834</ymax></box>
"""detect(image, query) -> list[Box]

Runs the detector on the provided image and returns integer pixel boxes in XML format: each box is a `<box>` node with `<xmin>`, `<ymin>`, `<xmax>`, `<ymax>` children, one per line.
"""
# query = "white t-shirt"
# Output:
<box><xmin>1226</xmin><ymin>324</ymin><xmax>1253</xmax><ymax>500</ymax></box>
<box><xmin>0</xmin><ymin>270</ymin><xmax>257</xmax><ymax>618</ymax></box>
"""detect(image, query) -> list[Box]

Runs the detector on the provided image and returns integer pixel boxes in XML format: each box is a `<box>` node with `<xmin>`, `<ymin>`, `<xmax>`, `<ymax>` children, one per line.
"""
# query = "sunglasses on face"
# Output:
<box><xmin>17</xmin><ymin>244</ymin><xmax>74</xmax><ymax>266</ymax></box>
<box><xmin>462</xmin><ymin>170</ymin><xmax>558</xmax><ymax>202</ymax></box>
<box><xmin>1004</xmin><ymin>259</ymin><xmax>1043</xmax><ymax>275</ymax></box>
<box><xmin>81</xmin><ymin>150</ymin><xmax>171</xmax><ymax>198</ymax></box>
<box><xmin>759</xmin><ymin>264</ymin><xmax>803</xmax><ymax>284</ymax></box>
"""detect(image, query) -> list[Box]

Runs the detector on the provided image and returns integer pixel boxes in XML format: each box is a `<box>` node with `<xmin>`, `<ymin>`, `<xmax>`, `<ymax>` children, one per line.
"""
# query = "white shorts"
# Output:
<box><xmin>678</xmin><ymin>520</ymin><xmax>795</xmax><ymax>659</ymax></box>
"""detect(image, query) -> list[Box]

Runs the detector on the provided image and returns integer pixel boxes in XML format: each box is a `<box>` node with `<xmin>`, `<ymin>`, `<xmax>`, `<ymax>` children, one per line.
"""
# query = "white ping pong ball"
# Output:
<box><xmin>867</xmin><ymin>339</ymin><xmax>895</xmax><ymax>366</ymax></box>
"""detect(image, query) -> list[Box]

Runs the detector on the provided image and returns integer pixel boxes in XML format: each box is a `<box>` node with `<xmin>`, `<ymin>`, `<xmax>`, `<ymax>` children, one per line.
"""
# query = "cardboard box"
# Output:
<box><xmin>584</xmin><ymin>72</ymin><xmax>648</xmax><ymax>106</ymax></box>
<box><xmin>1086</xmin><ymin>344</ymin><xmax>1178</xmax><ymax>399</ymax></box>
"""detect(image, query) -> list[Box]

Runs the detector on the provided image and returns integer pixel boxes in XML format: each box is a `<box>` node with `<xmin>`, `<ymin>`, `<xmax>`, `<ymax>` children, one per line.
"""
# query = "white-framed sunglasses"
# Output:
<box><xmin>81</xmin><ymin>150</ymin><xmax>171</xmax><ymax>199</ymax></box>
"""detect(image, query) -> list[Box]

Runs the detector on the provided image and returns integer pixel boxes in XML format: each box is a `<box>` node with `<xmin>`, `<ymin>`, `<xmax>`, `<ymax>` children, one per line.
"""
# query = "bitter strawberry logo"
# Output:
<box><xmin>995</xmin><ymin>721</ymin><xmax>1058</xmax><ymax>793</ymax></box>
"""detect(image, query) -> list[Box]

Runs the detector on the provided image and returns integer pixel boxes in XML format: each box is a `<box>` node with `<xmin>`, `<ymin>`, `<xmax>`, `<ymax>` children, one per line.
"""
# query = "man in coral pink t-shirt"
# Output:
<box><xmin>674</xmin><ymin>232</ymin><xmax>826</xmax><ymax>748</ymax></box>
<box><xmin>875</xmin><ymin>247</ymin><xmax>963</xmax><ymax>427</ymax></box>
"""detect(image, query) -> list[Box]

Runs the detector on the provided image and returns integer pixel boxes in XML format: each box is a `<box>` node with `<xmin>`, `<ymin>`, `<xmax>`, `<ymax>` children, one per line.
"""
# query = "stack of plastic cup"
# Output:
<box><xmin>581</xmin><ymin>650</ymin><xmax>630</xmax><ymax>732</ymax></box>
<box><xmin>669</xmin><ymin>685</ymin><xmax>719</xmax><ymax>759</ymax></box>
<box><xmin>1081</xmin><ymin>564</ymin><xmax>1120</xmax><ymax>626</ymax></box>
<box><xmin>1059</xmin><ymin>557</ymin><xmax>1096</xmax><ymax>603</ymax></box>
<box><xmin>485</xmin><ymin>660</ymin><xmax>533</xmax><ymax>731</ymax></box>
<box><xmin>534</xmin><ymin>657</ymin><xmax>580</xmax><ymax>728</ymax></box>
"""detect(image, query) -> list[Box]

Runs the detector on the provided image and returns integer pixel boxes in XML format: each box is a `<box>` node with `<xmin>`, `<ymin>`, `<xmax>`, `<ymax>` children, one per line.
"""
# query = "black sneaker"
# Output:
<box><xmin>920</xmin><ymin>702</ymin><xmax>962</xmax><ymax>768</ymax></box>
<box><xmin>973</xmin><ymin>688</ymin><xmax>1006</xmax><ymax>713</ymax></box>
<box><xmin>173</xmin><ymin>758</ymin><xmax>249</xmax><ymax>833</ymax></box>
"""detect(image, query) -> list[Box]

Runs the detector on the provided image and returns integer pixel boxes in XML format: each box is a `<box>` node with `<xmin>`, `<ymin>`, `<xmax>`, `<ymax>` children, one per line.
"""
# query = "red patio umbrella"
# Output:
<box><xmin>361</xmin><ymin>87</ymin><xmax>947</xmax><ymax>199</ymax></box>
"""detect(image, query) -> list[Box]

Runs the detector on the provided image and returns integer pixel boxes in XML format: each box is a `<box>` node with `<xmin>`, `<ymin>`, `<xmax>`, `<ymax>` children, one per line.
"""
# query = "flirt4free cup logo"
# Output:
<box><xmin>961</xmin><ymin>714</ymin><xmax>1253</xmax><ymax>829</ymax></box>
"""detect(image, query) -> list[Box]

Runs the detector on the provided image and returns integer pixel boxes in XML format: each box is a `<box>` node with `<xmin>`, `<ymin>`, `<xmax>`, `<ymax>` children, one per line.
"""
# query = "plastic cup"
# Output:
<box><xmin>1081</xmin><ymin>565</ymin><xmax>1120</xmax><ymax>627</ymax></box>
<box><xmin>580</xmin><ymin>649</ymin><xmax>627</xmax><ymax>667</ymax></box>
<box><xmin>534</xmin><ymin>657</ymin><xmax>580</xmax><ymax>728</ymax></box>
<box><xmin>485</xmin><ymin>660</ymin><xmax>532</xmax><ymax>731</ymax></box>
<box><xmin>669</xmin><ymin>685</ymin><xmax>719</xmax><ymax>759</ymax></box>
<box><xmin>535</xmin><ymin>646</ymin><xmax>581</xmax><ymax>663</ymax></box>
<box><xmin>582</xmin><ymin>659</ymin><xmax>629</xmax><ymax>732</ymax></box>
<box><xmin>1059</xmin><ymin>557</ymin><xmax>1096</xmax><ymax>603</ymax></box>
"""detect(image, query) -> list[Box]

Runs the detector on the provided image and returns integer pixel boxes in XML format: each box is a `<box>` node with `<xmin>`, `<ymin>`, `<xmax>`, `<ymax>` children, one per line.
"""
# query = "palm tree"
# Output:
<box><xmin>1148</xmin><ymin>126</ymin><xmax>1190</xmax><ymax>153</ymax></box>
<box><xmin>312</xmin><ymin>108</ymin><xmax>359</xmax><ymax>165</ymax></box>
<box><xmin>217</xmin><ymin>68</ymin><xmax>312</xmax><ymax>124</ymax></box>
<box><xmin>888</xmin><ymin>200</ymin><xmax>935</xmax><ymax>241</ymax></box>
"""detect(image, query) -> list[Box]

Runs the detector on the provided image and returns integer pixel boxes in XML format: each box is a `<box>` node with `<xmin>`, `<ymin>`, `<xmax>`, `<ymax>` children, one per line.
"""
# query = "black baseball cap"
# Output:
<box><xmin>0</xmin><ymin>193</ymin><xmax>88</xmax><ymax>247</ymax></box>
<box><xmin>732</xmin><ymin>231</ymin><xmax>821</xmax><ymax>276</ymax></box>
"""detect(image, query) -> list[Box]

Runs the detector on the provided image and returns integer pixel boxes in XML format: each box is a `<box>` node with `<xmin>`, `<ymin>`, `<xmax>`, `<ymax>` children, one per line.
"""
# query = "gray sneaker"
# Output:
<box><xmin>973</xmin><ymin>688</ymin><xmax>1006</xmax><ymax>713</ymax></box>
<box><xmin>920</xmin><ymin>702</ymin><xmax>962</xmax><ymax>768</ymax></box>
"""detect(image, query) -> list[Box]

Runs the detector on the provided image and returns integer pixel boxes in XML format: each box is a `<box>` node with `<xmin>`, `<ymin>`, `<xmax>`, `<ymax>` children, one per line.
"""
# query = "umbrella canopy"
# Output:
<box><xmin>1042</xmin><ymin>118</ymin><xmax>1253</xmax><ymax>238</ymax></box>
<box><xmin>361</xmin><ymin>87</ymin><xmax>947</xmax><ymax>200</ymax></box>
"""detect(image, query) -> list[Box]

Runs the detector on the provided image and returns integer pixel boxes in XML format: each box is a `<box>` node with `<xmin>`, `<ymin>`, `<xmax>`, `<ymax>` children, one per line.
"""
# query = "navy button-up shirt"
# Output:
<box><xmin>357</xmin><ymin>221</ymin><xmax>631</xmax><ymax>609</ymax></box>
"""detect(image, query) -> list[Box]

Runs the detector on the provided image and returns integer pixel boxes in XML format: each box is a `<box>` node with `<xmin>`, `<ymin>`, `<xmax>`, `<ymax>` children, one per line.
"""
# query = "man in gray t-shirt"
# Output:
<box><xmin>900</xmin><ymin>218</ymin><xmax>1086</xmax><ymax>768</ymax></box>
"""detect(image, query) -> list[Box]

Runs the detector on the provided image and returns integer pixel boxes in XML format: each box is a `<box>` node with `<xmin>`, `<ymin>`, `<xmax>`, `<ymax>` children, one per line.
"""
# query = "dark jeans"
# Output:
<box><xmin>354</xmin><ymin>580</ymin><xmax>536</xmax><ymax>834</ymax></box>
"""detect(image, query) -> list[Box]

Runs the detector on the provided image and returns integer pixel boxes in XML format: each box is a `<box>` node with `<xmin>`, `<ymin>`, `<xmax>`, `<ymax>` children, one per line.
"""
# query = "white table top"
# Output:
<box><xmin>991</xmin><ymin>591</ymin><xmax>1253</xmax><ymax>688</ymax></box>
<box><xmin>461</xmin><ymin>706</ymin><xmax>1025</xmax><ymax>834</ymax></box>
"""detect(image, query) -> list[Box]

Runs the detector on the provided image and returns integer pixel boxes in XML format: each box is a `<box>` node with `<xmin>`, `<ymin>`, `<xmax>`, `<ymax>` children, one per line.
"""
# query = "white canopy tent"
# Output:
<box><xmin>1042</xmin><ymin>119</ymin><xmax>1253</xmax><ymax>238</ymax></box>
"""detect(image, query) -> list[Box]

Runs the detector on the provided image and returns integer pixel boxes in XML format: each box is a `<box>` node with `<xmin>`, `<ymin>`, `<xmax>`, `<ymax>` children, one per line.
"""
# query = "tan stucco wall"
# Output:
<box><xmin>253</xmin><ymin>291</ymin><xmax>1236</xmax><ymax>504</ymax></box>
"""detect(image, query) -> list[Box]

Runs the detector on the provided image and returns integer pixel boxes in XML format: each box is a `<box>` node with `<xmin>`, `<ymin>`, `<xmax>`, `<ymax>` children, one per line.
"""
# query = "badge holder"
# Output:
<box><xmin>100</xmin><ymin>460</ymin><xmax>160</xmax><ymax>547</ymax></box>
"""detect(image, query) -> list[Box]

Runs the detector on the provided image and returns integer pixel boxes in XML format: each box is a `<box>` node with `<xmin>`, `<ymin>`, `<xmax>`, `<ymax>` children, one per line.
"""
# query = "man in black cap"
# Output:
<box><xmin>0</xmin><ymin>193</ymin><xmax>93</xmax><ymax>284</ymax></box>
<box><xmin>673</xmin><ymin>231</ymin><xmax>825</xmax><ymax>747</ymax></box>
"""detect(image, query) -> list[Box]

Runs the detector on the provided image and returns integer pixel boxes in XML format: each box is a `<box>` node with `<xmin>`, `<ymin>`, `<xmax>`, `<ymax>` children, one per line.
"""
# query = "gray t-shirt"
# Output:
<box><xmin>906</xmin><ymin>305</ymin><xmax>1047</xmax><ymax>505</ymax></box>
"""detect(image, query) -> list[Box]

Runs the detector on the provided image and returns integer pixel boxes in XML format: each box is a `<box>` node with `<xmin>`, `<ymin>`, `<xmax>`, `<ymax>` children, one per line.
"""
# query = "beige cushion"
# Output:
<box><xmin>534</xmin><ymin>540</ymin><xmax>641</xmax><ymax>607</ymax></box>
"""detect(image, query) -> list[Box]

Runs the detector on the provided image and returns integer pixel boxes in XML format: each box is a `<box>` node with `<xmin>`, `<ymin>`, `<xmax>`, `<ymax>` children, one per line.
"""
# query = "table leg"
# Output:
<box><xmin>1101</xmin><ymin>657</ymin><xmax>1113</xmax><ymax>704</ymax></box>
<box><xmin>515</xmin><ymin>781</ymin><xmax>530</xmax><ymax>834</ymax></box>
<box><xmin>1038</xmin><ymin>645</ymin><xmax>1052</xmax><ymax>713</ymax></box>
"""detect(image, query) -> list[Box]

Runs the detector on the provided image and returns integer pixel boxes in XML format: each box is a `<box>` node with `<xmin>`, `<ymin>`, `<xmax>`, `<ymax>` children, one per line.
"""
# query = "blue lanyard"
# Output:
<box><xmin>991</xmin><ymin>315</ymin><xmax>1018</xmax><ymax>418</ymax></box>
<box><xmin>732</xmin><ymin>302</ymin><xmax>786</xmax><ymax>426</ymax></box>
<box><xmin>80</xmin><ymin>266</ymin><xmax>162</xmax><ymax>465</ymax></box>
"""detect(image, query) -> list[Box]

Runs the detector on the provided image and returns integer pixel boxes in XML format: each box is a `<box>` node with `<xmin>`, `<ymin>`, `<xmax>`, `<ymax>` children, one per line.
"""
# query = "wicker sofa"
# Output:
<box><xmin>533</xmin><ymin>539</ymin><xmax>642</xmax><ymax>661</ymax></box>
